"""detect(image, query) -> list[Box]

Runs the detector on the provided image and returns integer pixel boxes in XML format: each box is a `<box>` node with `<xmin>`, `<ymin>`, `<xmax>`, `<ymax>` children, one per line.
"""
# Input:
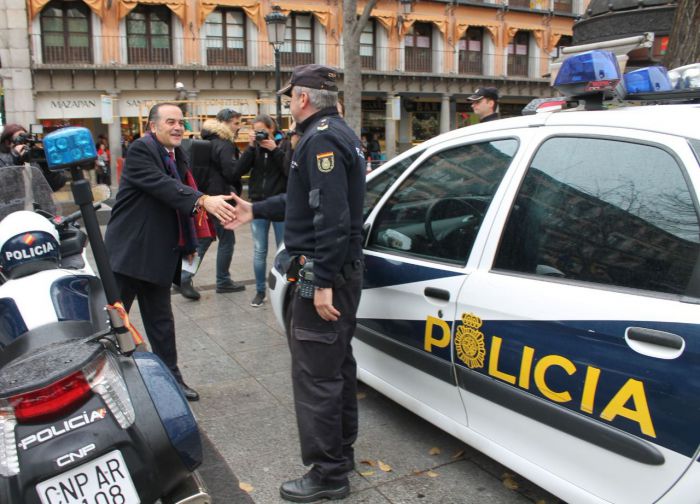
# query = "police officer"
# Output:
<box><xmin>468</xmin><ymin>87</ymin><xmax>500</xmax><ymax>122</ymax></box>
<box><xmin>226</xmin><ymin>64</ymin><xmax>365</xmax><ymax>502</ymax></box>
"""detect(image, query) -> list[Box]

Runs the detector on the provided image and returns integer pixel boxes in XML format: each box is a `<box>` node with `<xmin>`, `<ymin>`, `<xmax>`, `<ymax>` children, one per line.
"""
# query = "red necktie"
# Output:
<box><xmin>168</xmin><ymin>151</ymin><xmax>175</xmax><ymax>161</ymax></box>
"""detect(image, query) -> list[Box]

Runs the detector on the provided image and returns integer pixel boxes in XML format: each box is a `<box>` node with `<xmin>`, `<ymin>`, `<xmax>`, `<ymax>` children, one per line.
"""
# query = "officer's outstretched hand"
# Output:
<box><xmin>223</xmin><ymin>193</ymin><xmax>253</xmax><ymax>230</ymax></box>
<box><xmin>314</xmin><ymin>288</ymin><xmax>340</xmax><ymax>322</ymax></box>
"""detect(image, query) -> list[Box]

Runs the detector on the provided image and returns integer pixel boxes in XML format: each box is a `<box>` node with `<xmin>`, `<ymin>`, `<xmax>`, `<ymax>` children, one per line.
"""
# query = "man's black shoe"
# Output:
<box><xmin>279</xmin><ymin>474</ymin><xmax>349</xmax><ymax>502</ymax></box>
<box><xmin>178</xmin><ymin>381</ymin><xmax>200</xmax><ymax>401</ymax></box>
<box><xmin>216</xmin><ymin>281</ymin><xmax>246</xmax><ymax>293</ymax></box>
<box><xmin>180</xmin><ymin>279</ymin><xmax>201</xmax><ymax>300</ymax></box>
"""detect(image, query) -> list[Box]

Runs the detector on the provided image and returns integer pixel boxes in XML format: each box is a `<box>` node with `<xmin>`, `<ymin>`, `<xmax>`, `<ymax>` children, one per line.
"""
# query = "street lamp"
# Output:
<box><xmin>265</xmin><ymin>5</ymin><xmax>288</xmax><ymax>127</ymax></box>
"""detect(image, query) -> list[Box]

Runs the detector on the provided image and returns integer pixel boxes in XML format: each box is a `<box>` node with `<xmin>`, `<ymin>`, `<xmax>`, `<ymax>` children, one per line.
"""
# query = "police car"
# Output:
<box><xmin>268</xmin><ymin>51</ymin><xmax>700</xmax><ymax>504</ymax></box>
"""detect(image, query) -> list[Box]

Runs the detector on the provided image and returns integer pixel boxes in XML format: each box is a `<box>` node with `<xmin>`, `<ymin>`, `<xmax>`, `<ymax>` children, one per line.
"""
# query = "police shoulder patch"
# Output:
<box><xmin>317</xmin><ymin>118</ymin><xmax>329</xmax><ymax>131</ymax></box>
<box><xmin>316</xmin><ymin>151</ymin><xmax>335</xmax><ymax>173</ymax></box>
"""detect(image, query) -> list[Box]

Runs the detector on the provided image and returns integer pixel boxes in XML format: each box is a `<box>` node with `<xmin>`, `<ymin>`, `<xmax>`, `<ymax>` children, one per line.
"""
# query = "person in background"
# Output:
<box><xmin>95</xmin><ymin>136</ymin><xmax>111</xmax><ymax>185</ymax></box>
<box><xmin>232</xmin><ymin>113</ymin><xmax>287</xmax><ymax>307</ymax></box>
<box><xmin>468</xmin><ymin>87</ymin><xmax>500</xmax><ymax>123</ymax></box>
<box><xmin>179</xmin><ymin>108</ymin><xmax>246</xmax><ymax>299</ymax></box>
<box><xmin>0</xmin><ymin>123</ymin><xmax>66</xmax><ymax>191</ymax></box>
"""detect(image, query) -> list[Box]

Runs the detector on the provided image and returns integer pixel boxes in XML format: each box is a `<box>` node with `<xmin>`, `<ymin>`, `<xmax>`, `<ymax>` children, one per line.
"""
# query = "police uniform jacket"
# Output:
<box><xmin>253</xmin><ymin>107</ymin><xmax>365</xmax><ymax>288</ymax></box>
<box><xmin>480</xmin><ymin>113</ymin><xmax>500</xmax><ymax>123</ymax></box>
<box><xmin>105</xmin><ymin>135</ymin><xmax>202</xmax><ymax>287</ymax></box>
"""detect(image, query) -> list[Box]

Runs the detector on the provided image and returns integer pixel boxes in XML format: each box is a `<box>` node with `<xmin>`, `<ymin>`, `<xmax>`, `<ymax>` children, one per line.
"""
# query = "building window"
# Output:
<box><xmin>205</xmin><ymin>9</ymin><xmax>246</xmax><ymax>66</ymax></box>
<box><xmin>360</xmin><ymin>20</ymin><xmax>376</xmax><ymax>70</ymax></box>
<box><xmin>40</xmin><ymin>0</ymin><xmax>92</xmax><ymax>64</ymax></box>
<box><xmin>405</xmin><ymin>22</ymin><xmax>432</xmax><ymax>73</ymax></box>
<box><xmin>553</xmin><ymin>0</ymin><xmax>573</xmax><ymax>13</ymax></box>
<box><xmin>281</xmin><ymin>13</ymin><xmax>314</xmax><ymax>66</ymax></box>
<box><xmin>554</xmin><ymin>35</ymin><xmax>572</xmax><ymax>59</ymax></box>
<box><xmin>507</xmin><ymin>31</ymin><xmax>529</xmax><ymax>77</ymax></box>
<box><xmin>458</xmin><ymin>27</ymin><xmax>483</xmax><ymax>75</ymax></box>
<box><xmin>126</xmin><ymin>5</ymin><xmax>172</xmax><ymax>64</ymax></box>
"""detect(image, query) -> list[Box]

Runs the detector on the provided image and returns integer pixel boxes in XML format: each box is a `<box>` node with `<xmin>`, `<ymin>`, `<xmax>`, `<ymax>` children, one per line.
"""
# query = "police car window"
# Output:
<box><xmin>364</xmin><ymin>153</ymin><xmax>418</xmax><ymax>220</ymax></box>
<box><xmin>368</xmin><ymin>139</ymin><xmax>518</xmax><ymax>265</ymax></box>
<box><xmin>689</xmin><ymin>139</ymin><xmax>700</xmax><ymax>165</ymax></box>
<box><xmin>494</xmin><ymin>136</ymin><xmax>700</xmax><ymax>296</ymax></box>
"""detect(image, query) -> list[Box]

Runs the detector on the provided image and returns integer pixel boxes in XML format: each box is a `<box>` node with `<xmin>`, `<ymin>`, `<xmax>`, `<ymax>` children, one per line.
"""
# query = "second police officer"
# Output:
<box><xmin>227</xmin><ymin>64</ymin><xmax>366</xmax><ymax>502</ymax></box>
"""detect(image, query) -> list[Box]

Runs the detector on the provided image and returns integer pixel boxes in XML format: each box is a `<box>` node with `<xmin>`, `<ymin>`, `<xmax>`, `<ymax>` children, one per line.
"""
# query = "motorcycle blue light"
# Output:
<box><xmin>42</xmin><ymin>127</ymin><xmax>97</xmax><ymax>171</ymax></box>
<box><xmin>554</xmin><ymin>50</ymin><xmax>621</xmax><ymax>95</ymax></box>
<box><xmin>624</xmin><ymin>66</ymin><xmax>673</xmax><ymax>93</ymax></box>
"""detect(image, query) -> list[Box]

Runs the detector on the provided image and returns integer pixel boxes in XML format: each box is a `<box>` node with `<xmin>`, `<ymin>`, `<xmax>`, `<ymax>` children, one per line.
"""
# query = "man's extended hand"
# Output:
<box><xmin>202</xmin><ymin>194</ymin><xmax>236</xmax><ymax>223</ymax></box>
<box><xmin>222</xmin><ymin>193</ymin><xmax>253</xmax><ymax>230</ymax></box>
<box><xmin>314</xmin><ymin>287</ymin><xmax>340</xmax><ymax>322</ymax></box>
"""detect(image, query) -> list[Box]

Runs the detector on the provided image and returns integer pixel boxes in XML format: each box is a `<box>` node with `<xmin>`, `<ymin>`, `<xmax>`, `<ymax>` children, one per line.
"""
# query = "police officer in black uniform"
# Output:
<box><xmin>226</xmin><ymin>64</ymin><xmax>366</xmax><ymax>502</ymax></box>
<box><xmin>468</xmin><ymin>87</ymin><xmax>500</xmax><ymax>122</ymax></box>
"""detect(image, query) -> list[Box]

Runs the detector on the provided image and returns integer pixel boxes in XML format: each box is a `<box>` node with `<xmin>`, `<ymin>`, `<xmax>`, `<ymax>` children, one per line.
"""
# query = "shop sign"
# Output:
<box><xmin>36</xmin><ymin>94</ymin><xmax>101</xmax><ymax>119</ymax></box>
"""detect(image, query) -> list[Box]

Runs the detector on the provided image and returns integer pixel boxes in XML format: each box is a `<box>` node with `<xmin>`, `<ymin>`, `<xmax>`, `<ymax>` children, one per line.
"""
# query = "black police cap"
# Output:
<box><xmin>278</xmin><ymin>64</ymin><xmax>339</xmax><ymax>97</ymax></box>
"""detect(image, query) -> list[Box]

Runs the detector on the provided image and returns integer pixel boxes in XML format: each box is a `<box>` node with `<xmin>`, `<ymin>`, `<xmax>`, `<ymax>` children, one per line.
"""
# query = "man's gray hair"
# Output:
<box><xmin>296</xmin><ymin>86</ymin><xmax>337</xmax><ymax>111</ymax></box>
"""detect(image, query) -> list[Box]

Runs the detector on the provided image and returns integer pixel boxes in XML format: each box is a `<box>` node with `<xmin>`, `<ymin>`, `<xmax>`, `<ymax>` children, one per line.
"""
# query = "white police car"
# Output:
<box><xmin>268</xmin><ymin>52</ymin><xmax>700</xmax><ymax>504</ymax></box>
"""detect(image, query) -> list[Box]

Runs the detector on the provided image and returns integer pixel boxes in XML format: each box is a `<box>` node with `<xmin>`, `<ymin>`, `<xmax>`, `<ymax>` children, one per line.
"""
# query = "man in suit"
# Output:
<box><xmin>104</xmin><ymin>102</ymin><xmax>236</xmax><ymax>401</ymax></box>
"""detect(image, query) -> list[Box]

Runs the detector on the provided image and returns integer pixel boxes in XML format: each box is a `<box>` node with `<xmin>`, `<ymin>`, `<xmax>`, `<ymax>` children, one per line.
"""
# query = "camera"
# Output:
<box><xmin>254</xmin><ymin>130</ymin><xmax>268</xmax><ymax>143</ymax></box>
<box><xmin>12</xmin><ymin>132</ymin><xmax>39</xmax><ymax>147</ymax></box>
<box><xmin>11</xmin><ymin>132</ymin><xmax>45</xmax><ymax>164</ymax></box>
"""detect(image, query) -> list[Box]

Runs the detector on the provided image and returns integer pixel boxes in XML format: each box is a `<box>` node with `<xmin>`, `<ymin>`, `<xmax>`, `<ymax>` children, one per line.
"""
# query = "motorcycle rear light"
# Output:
<box><xmin>9</xmin><ymin>370</ymin><xmax>92</xmax><ymax>424</ymax></box>
<box><xmin>0</xmin><ymin>401</ymin><xmax>19</xmax><ymax>476</ymax></box>
<box><xmin>84</xmin><ymin>353</ymin><xmax>135</xmax><ymax>429</ymax></box>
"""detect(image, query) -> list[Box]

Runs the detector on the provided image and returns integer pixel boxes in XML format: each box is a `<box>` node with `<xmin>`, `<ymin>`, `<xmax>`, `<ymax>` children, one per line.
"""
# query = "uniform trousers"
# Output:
<box><xmin>288</xmin><ymin>265</ymin><xmax>363</xmax><ymax>483</ymax></box>
<box><xmin>114</xmin><ymin>272</ymin><xmax>183</xmax><ymax>382</ymax></box>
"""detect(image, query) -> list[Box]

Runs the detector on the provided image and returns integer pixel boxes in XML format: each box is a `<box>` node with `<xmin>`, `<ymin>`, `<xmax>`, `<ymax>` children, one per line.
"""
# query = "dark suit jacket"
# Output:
<box><xmin>105</xmin><ymin>134</ymin><xmax>202</xmax><ymax>287</ymax></box>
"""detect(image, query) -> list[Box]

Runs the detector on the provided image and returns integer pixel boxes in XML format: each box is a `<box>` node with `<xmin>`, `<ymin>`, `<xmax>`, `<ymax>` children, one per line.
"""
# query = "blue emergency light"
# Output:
<box><xmin>553</xmin><ymin>50</ymin><xmax>621</xmax><ymax>97</ymax></box>
<box><xmin>624</xmin><ymin>66</ymin><xmax>672</xmax><ymax>93</ymax></box>
<box><xmin>42</xmin><ymin>127</ymin><xmax>97</xmax><ymax>172</ymax></box>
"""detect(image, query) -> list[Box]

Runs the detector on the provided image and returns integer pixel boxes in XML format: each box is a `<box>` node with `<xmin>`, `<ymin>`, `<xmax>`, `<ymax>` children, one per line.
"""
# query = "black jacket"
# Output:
<box><xmin>104</xmin><ymin>134</ymin><xmax>202</xmax><ymax>287</ymax></box>
<box><xmin>233</xmin><ymin>139</ymin><xmax>287</xmax><ymax>202</ymax></box>
<box><xmin>479</xmin><ymin>113</ymin><xmax>500</xmax><ymax>123</ymax></box>
<box><xmin>253</xmin><ymin>107</ymin><xmax>366</xmax><ymax>288</ymax></box>
<box><xmin>198</xmin><ymin>119</ymin><xmax>242</xmax><ymax>196</ymax></box>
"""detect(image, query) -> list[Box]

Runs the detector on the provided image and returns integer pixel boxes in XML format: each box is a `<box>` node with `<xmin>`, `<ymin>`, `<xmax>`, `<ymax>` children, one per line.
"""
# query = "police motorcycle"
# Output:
<box><xmin>0</xmin><ymin>127</ymin><xmax>210</xmax><ymax>504</ymax></box>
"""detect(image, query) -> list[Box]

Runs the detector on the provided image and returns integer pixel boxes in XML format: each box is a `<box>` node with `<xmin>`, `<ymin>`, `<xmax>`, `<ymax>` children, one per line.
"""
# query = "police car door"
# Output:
<box><xmin>355</xmin><ymin>134</ymin><xmax>526</xmax><ymax>431</ymax></box>
<box><xmin>454</xmin><ymin>128</ymin><xmax>700</xmax><ymax>504</ymax></box>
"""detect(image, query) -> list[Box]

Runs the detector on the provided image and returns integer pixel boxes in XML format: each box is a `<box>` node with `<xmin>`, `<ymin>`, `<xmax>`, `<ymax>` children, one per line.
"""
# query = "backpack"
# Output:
<box><xmin>180</xmin><ymin>138</ymin><xmax>212</xmax><ymax>192</ymax></box>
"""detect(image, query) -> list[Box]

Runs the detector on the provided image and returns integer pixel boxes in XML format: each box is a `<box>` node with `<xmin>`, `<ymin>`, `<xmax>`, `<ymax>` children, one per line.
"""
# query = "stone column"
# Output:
<box><xmin>384</xmin><ymin>95</ymin><xmax>397</xmax><ymax>160</ymax></box>
<box><xmin>259</xmin><ymin>92</ymin><xmax>275</xmax><ymax>118</ymax></box>
<box><xmin>398</xmin><ymin>107</ymin><xmax>412</xmax><ymax>154</ymax></box>
<box><xmin>440</xmin><ymin>94</ymin><xmax>452</xmax><ymax>134</ymax></box>
<box><xmin>186</xmin><ymin>89</ymin><xmax>199</xmax><ymax>132</ymax></box>
<box><xmin>105</xmin><ymin>91</ymin><xmax>122</xmax><ymax>189</ymax></box>
<box><xmin>0</xmin><ymin>0</ymin><xmax>35</xmax><ymax>125</ymax></box>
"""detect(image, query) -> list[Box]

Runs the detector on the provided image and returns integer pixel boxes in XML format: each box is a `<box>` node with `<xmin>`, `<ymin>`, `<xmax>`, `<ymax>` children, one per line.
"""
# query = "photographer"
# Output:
<box><xmin>232</xmin><ymin>114</ymin><xmax>286</xmax><ymax>307</ymax></box>
<box><xmin>0</xmin><ymin>124</ymin><xmax>66</xmax><ymax>191</ymax></box>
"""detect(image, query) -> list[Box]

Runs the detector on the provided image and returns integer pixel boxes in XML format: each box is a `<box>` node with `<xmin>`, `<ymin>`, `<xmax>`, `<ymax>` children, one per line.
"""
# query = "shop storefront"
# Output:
<box><xmin>35</xmin><ymin>92</ymin><xmax>108</xmax><ymax>138</ymax></box>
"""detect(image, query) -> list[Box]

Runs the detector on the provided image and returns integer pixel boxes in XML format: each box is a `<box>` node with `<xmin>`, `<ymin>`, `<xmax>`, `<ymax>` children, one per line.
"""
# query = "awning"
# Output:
<box><xmin>275</xmin><ymin>2</ymin><xmax>332</xmax><ymax>34</ymax></box>
<box><xmin>29</xmin><ymin>0</ymin><xmax>104</xmax><ymax>19</ymax></box>
<box><xmin>454</xmin><ymin>21</ymin><xmax>499</xmax><ymax>45</ymax></box>
<box><xmin>198</xmin><ymin>0</ymin><xmax>263</xmax><ymax>29</ymax></box>
<box><xmin>401</xmin><ymin>13</ymin><xmax>448</xmax><ymax>37</ymax></box>
<box><xmin>358</xmin><ymin>8</ymin><xmax>397</xmax><ymax>35</ymax></box>
<box><xmin>118</xmin><ymin>0</ymin><xmax>186</xmax><ymax>22</ymax></box>
<box><xmin>506</xmin><ymin>25</ymin><xmax>546</xmax><ymax>50</ymax></box>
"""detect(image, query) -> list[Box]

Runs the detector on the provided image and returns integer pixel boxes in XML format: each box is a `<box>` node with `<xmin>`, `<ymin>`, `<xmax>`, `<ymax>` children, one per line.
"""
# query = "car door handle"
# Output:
<box><xmin>626</xmin><ymin>327</ymin><xmax>684</xmax><ymax>350</ymax></box>
<box><xmin>424</xmin><ymin>287</ymin><xmax>450</xmax><ymax>302</ymax></box>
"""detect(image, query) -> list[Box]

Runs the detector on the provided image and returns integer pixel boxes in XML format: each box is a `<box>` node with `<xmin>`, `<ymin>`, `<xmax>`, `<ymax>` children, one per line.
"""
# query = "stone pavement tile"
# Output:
<box><xmin>202</xmin><ymin>315</ymin><xmax>286</xmax><ymax>353</ymax></box>
<box><xmin>342</xmin><ymin>488</ymin><xmax>392</xmax><ymax>503</ymax></box>
<box><xmin>255</xmin><ymin>370</ymin><xmax>295</xmax><ymax>411</ymax></box>
<box><xmin>172</xmin><ymin>291</ymin><xmax>248</xmax><ymax>321</ymax></box>
<box><xmin>178</xmin><ymin>352</ymin><xmax>250</xmax><ymax>389</ymax></box>
<box><xmin>372</xmin><ymin>460</ymin><xmax>531</xmax><ymax>504</ymax></box>
<box><xmin>233</xmin><ymin>344</ymin><xmax>292</xmax><ymax>378</ymax></box>
<box><xmin>468</xmin><ymin>453</ymin><xmax>564</xmax><ymax>504</ymax></box>
<box><xmin>197</xmin><ymin>404</ymin><xmax>300</xmax><ymax>462</ymax></box>
<box><xmin>189</xmin><ymin>377</ymin><xmax>280</xmax><ymax>420</ymax></box>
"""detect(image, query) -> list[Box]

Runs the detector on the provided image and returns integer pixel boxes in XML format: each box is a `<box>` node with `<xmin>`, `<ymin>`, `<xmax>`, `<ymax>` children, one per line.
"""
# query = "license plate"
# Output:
<box><xmin>36</xmin><ymin>450</ymin><xmax>141</xmax><ymax>504</ymax></box>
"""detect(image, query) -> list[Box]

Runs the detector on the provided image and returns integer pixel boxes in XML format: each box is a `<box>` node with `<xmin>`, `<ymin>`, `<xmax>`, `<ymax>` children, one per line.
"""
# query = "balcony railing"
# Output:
<box><xmin>30</xmin><ymin>35</ymin><xmax>550</xmax><ymax>79</ymax></box>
